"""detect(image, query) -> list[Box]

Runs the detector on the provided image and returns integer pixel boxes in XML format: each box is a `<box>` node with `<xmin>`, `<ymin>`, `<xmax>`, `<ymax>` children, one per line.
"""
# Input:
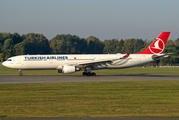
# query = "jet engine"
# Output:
<box><xmin>58</xmin><ymin>65</ymin><xmax>80</xmax><ymax>74</ymax></box>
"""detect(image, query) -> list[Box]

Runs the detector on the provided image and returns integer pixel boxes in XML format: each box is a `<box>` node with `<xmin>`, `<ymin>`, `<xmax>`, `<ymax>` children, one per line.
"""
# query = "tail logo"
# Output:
<box><xmin>149</xmin><ymin>38</ymin><xmax>165</xmax><ymax>54</ymax></box>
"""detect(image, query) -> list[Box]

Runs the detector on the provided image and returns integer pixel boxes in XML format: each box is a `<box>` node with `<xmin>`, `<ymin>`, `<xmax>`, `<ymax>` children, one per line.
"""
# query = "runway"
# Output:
<box><xmin>0</xmin><ymin>74</ymin><xmax>179</xmax><ymax>84</ymax></box>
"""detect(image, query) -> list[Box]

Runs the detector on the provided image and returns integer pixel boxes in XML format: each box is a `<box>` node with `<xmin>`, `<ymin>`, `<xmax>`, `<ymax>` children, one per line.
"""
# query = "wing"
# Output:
<box><xmin>76</xmin><ymin>53</ymin><xmax>130</xmax><ymax>68</ymax></box>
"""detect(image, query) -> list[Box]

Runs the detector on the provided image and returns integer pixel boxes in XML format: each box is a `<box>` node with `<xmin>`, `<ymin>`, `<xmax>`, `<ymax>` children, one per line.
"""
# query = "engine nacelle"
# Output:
<box><xmin>61</xmin><ymin>65</ymin><xmax>80</xmax><ymax>74</ymax></box>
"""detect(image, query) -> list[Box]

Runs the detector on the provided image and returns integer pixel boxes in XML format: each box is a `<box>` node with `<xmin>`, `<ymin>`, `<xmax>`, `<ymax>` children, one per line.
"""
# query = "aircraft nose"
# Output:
<box><xmin>2</xmin><ymin>61</ymin><xmax>7</xmax><ymax>67</ymax></box>
<box><xmin>2</xmin><ymin>61</ymin><xmax>5</xmax><ymax>66</ymax></box>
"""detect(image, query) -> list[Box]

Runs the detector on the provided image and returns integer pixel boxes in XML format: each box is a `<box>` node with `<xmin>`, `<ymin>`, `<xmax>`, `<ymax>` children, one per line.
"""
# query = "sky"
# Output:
<box><xmin>0</xmin><ymin>0</ymin><xmax>179</xmax><ymax>40</ymax></box>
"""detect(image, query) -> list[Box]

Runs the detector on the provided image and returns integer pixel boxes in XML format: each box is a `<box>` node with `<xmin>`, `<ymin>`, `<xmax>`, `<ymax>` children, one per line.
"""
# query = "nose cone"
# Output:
<box><xmin>2</xmin><ymin>61</ymin><xmax>12</xmax><ymax>68</ymax></box>
<box><xmin>2</xmin><ymin>61</ymin><xmax>10</xmax><ymax>68</ymax></box>
<box><xmin>2</xmin><ymin>61</ymin><xmax>6</xmax><ymax>67</ymax></box>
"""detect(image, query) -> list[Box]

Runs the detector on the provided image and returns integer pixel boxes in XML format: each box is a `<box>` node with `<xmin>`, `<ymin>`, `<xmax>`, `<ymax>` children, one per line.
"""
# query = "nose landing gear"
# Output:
<box><xmin>19</xmin><ymin>69</ymin><xmax>23</xmax><ymax>76</ymax></box>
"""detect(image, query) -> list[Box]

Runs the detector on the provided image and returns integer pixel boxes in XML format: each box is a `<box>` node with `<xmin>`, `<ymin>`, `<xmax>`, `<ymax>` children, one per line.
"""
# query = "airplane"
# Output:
<box><xmin>2</xmin><ymin>31</ymin><xmax>170</xmax><ymax>76</ymax></box>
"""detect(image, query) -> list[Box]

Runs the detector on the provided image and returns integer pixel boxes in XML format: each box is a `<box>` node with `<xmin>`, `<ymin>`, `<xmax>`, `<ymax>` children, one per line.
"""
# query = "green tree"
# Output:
<box><xmin>86</xmin><ymin>36</ymin><xmax>104</xmax><ymax>54</ymax></box>
<box><xmin>103</xmin><ymin>39</ymin><xmax>124</xmax><ymax>54</ymax></box>
<box><xmin>0</xmin><ymin>53</ymin><xmax>4</xmax><ymax>62</ymax></box>
<box><xmin>0</xmin><ymin>33</ymin><xmax>12</xmax><ymax>44</ymax></box>
<box><xmin>12</xmin><ymin>33</ymin><xmax>22</xmax><ymax>44</ymax></box>
<box><xmin>2</xmin><ymin>39</ymin><xmax>14</xmax><ymax>59</ymax></box>
<box><xmin>122</xmin><ymin>38</ymin><xmax>145</xmax><ymax>53</ymax></box>
<box><xmin>164</xmin><ymin>40</ymin><xmax>176</xmax><ymax>54</ymax></box>
<box><xmin>133</xmin><ymin>39</ymin><xmax>145</xmax><ymax>53</ymax></box>
<box><xmin>0</xmin><ymin>33</ymin><xmax>22</xmax><ymax>58</ymax></box>
<box><xmin>13</xmin><ymin>42</ymin><xmax>25</xmax><ymax>55</ymax></box>
<box><xmin>174</xmin><ymin>38</ymin><xmax>179</xmax><ymax>55</ymax></box>
<box><xmin>0</xmin><ymin>33</ymin><xmax>12</xmax><ymax>53</ymax></box>
<box><xmin>50</xmin><ymin>34</ymin><xmax>87</xmax><ymax>54</ymax></box>
<box><xmin>50</xmin><ymin>40</ymin><xmax>67</xmax><ymax>54</ymax></box>
<box><xmin>122</xmin><ymin>39</ymin><xmax>134</xmax><ymax>53</ymax></box>
<box><xmin>22</xmin><ymin>33</ymin><xmax>51</xmax><ymax>54</ymax></box>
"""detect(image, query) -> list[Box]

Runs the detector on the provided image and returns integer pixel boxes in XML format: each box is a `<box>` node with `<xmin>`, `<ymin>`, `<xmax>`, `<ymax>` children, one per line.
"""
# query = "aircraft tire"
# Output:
<box><xmin>19</xmin><ymin>73</ymin><xmax>23</xmax><ymax>76</ymax></box>
<box><xmin>86</xmin><ymin>72</ymin><xmax>91</xmax><ymax>76</ymax></box>
<box><xmin>82</xmin><ymin>72</ymin><xmax>86</xmax><ymax>76</ymax></box>
<box><xmin>91</xmin><ymin>72</ymin><xmax>96</xmax><ymax>76</ymax></box>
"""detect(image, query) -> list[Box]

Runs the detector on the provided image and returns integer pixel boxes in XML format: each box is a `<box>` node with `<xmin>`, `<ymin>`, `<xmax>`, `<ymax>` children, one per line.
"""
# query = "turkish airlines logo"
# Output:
<box><xmin>149</xmin><ymin>38</ymin><xmax>165</xmax><ymax>54</ymax></box>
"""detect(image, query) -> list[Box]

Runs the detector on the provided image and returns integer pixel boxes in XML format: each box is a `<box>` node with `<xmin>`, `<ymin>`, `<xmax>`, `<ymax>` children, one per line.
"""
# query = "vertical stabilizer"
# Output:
<box><xmin>139</xmin><ymin>32</ymin><xmax>170</xmax><ymax>54</ymax></box>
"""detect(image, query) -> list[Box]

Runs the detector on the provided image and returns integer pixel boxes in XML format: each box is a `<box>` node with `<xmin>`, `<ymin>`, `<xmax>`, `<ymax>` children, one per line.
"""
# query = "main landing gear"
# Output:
<box><xmin>19</xmin><ymin>69</ymin><xmax>23</xmax><ymax>76</ymax></box>
<box><xmin>82</xmin><ymin>69</ymin><xmax>96</xmax><ymax>76</ymax></box>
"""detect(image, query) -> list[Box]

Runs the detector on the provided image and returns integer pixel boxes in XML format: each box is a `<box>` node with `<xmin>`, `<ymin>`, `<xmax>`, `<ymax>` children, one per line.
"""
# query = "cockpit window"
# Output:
<box><xmin>7</xmin><ymin>59</ymin><xmax>12</xmax><ymax>61</ymax></box>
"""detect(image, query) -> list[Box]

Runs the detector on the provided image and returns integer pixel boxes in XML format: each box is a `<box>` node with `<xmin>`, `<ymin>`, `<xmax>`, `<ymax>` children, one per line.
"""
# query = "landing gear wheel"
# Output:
<box><xmin>91</xmin><ymin>72</ymin><xmax>96</xmax><ymax>76</ymax></box>
<box><xmin>19</xmin><ymin>69</ymin><xmax>23</xmax><ymax>76</ymax></box>
<box><xmin>19</xmin><ymin>73</ymin><xmax>23</xmax><ymax>76</ymax></box>
<box><xmin>82</xmin><ymin>72</ymin><xmax>86</xmax><ymax>76</ymax></box>
<box><xmin>86</xmin><ymin>72</ymin><xmax>91</xmax><ymax>76</ymax></box>
<box><xmin>83</xmin><ymin>68</ymin><xmax>96</xmax><ymax>76</ymax></box>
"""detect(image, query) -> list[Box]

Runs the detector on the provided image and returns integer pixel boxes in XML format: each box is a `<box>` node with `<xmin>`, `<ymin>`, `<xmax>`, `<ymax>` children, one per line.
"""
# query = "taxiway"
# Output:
<box><xmin>0</xmin><ymin>75</ymin><xmax>179</xmax><ymax>84</ymax></box>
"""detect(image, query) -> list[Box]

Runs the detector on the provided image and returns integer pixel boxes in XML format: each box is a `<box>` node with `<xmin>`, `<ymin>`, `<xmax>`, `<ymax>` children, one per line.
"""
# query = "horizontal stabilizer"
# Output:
<box><xmin>152</xmin><ymin>54</ymin><xmax>168</xmax><ymax>60</ymax></box>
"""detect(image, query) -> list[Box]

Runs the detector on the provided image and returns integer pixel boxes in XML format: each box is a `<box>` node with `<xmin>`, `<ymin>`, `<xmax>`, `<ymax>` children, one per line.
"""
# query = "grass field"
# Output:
<box><xmin>0</xmin><ymin>81</ymin><xmax>179</xmax><ymax>118</ymax></box>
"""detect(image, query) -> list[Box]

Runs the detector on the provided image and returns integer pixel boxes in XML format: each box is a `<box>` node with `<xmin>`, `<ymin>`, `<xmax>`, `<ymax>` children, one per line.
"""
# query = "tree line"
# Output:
<box><xmin>0</xmin><ymin>32</ymin><xmax>179</xmax><ymax>65</ymax></box>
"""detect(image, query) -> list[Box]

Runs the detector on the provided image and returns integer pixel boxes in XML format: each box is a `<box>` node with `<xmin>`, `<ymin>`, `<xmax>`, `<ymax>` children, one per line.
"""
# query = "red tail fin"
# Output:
<box><xmin>139</xmin><ymin>32</ymin><xmax>170</xmax><ymax>54</ymax></box>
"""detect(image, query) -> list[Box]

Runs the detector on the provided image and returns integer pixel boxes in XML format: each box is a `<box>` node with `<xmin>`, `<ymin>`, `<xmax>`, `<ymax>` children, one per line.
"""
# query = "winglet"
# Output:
<box><xmin>139</xmin><ymin>32</ymin><xmax>170</xmax><ymax>54</ymax></box>
<box><xmin>121</xmin><ymin>53</ymin><xmax>130</xmax><ymax>59</ymax></box>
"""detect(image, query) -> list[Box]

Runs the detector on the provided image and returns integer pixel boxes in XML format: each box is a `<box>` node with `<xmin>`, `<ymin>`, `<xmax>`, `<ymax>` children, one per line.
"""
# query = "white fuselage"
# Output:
<box><xmin>2</xmin><ymin>54</ymin><xmax>155</xmax><ymax>70</ymax></box>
